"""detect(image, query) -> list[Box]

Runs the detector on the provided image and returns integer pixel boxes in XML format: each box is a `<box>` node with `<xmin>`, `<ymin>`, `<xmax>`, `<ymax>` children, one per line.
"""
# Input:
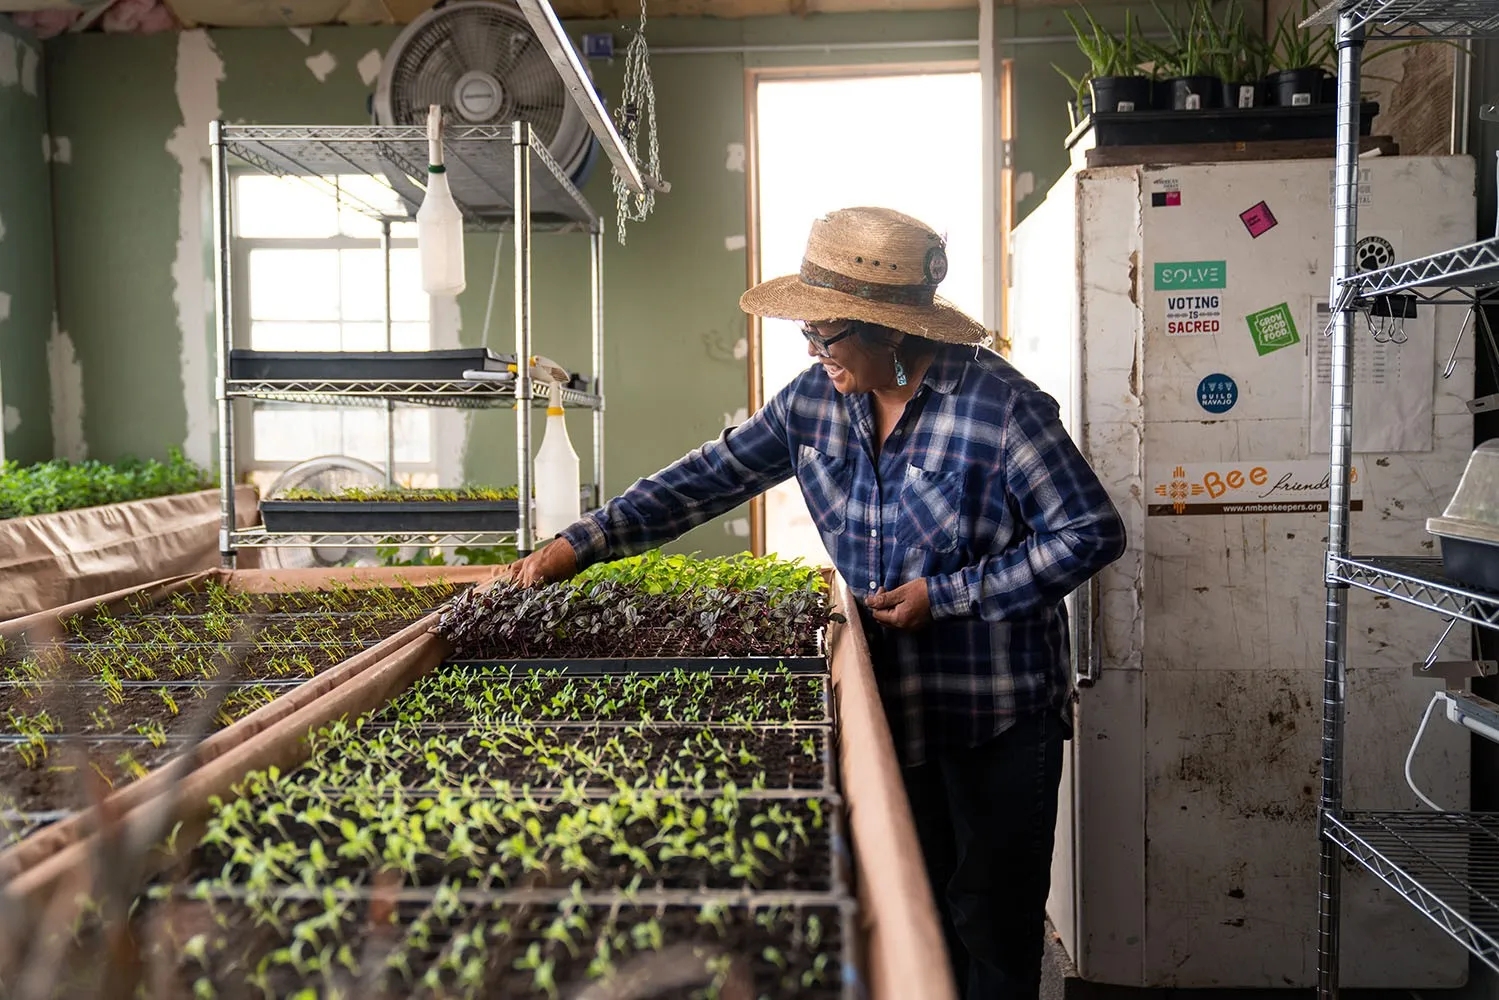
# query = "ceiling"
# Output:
<box><xmin>4</xmin><ymin>0</ymin><xmax>980</xmax><ymax>29</ymax></box>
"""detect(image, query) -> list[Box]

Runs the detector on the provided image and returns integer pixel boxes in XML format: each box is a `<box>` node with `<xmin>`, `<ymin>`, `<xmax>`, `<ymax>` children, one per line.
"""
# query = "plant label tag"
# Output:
<box><xmin>1116</xmin><ymin>101</ymin><xmax>1136</xmax><ymax>112</ymax></box>
<box><xmin>1292</xmin><ymin>92</ymin><xmax>1312</xmax><ymax>106</ymax></box>
<box><xmin>1185</xmin><ymin>94</ymin><xmax>1202</xmax><ymax>110</ymax></box>
<box><xmin>1238</xmin><ymin>85</ymin><xmax>1255</xmax><ymax>108</ymax></box>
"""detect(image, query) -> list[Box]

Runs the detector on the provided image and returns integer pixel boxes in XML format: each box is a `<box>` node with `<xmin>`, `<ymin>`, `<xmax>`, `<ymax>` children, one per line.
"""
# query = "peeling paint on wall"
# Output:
<box><xmin>0</xmin><ymin>210</ymin><xmax>7</xmax><ymax>242</ymax></box>
<box><xmin>40</xmin><ymin>133</ymin><xmax>49</xmax><ymax>162</ymax></box>
<box><xmin>724</xmin><ymin>406</ymin><xmax>747</xmax><ymax>427</ymax></box>
<box><xmin>51</xmin><ymin>137</ymin><xmax>71</xmax><ymax>164</ymax></box>
<box><xmin>357</xmin><ymin>49</ymin><xmax>382</xmax><ymax>87</ymax></box>
<box><xmin>3</xmin><ymin>406</ymin><xmax>18</xmax><ymax>435</ymax></box>
<box><xmin>0</xmin><ymin>35</ymin><xmax>17</xmax><ymax>88</ymax></box>
<box><xmin>19</xmin><ymin>43</ymin><xmax>36</xmax><ymax>97</ymax></box>
<box><xmin>305</xmin><ymin>50</ymin><xmax>337</xmax><ymax>83</ymax></box>
<box><xmin>48</xmin><ymin>320</ymin><xmax>86</xmax><ymax>461</ymax></box>
<box><xmin>167</xmin><ymin>30</ymin><xmax>223</xmax><ymax>468</ymax></box>
<box><xmin>0</xmin><ymin>291</ymin><xmax>10</xmax><ymax>323</ymax></box>
<box><xmin>288</xmin><ymin>26</ymin><xmax>312</xmax><ymax>45</ymax></box>
<box><xmin>732</xmin><ymin>337</ymin><xmax>748</xmax><ymax>360</ymax></box>
<box><xmin>725</xmin><ymin>142</ymin><xmax>745</xmax><ymax>173</ymax></box>
<box><xmin>724</xmin><ymin>234</ymin><xmax>746</xmax><ymax>251</ymax></box>
<box><xmin>724</xmin><ymin>517</ymin><xmax>750</xmax><ymax>537</ymax></box>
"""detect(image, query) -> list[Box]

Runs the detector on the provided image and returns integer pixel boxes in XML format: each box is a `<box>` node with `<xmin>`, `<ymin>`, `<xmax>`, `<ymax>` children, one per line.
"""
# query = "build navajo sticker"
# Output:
<box><xmin>1148</xmin><ymin>460</ymin><xmax>1365</xmax><ymax>516</ymax></box>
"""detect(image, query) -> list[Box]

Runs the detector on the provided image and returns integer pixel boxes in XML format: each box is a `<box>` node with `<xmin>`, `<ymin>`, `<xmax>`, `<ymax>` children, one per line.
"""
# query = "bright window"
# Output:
<box><xmin>233</xmin><ymin>174</ymin><xmax>435</xmax><ymax>483</ymax></box>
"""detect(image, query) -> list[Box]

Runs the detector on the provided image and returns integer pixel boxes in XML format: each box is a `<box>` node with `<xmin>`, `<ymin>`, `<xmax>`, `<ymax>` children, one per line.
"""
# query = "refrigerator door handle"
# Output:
<box><xmin>1075</xmin><ymin>576</ymin><xmax>1101</xmax><ymax>688</ymax></box>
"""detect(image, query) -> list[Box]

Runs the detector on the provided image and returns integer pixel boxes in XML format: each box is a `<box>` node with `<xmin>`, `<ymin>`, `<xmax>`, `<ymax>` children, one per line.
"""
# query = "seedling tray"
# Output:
<box><xmin>445</xmin><ymin>656</ymin><xmax>828</xmax><ymax>674</ymax></box>
<box><xmin>260</xmin><ymin>498</ymin><xmax>523</xmax><ymax>533</ymax></box>
<box><xmin>0</xmin><ymin>737</ymin><xmax>178</xmax><ymax>812</ymax></box>
<box><xmin>228</xmin><ymin>347</ymin><xmax>515</xmax><ymax>381</ymax></box>
<box><xmin>1066</xmin><ymin>101</ymin><xmax>1379</xmax><ymax>149</ymax></box>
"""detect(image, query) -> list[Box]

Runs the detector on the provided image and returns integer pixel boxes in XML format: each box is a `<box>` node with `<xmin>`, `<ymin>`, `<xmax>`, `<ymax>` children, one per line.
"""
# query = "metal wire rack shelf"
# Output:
<box><xmin>226</xmin><ymin>378</ymin><xmax>602</xmax><ymax>410</ymax></box>
<box><xmin>1324</xmin><ymin>812</ymin><xmax>1499</xmax><ymax>971</ymax></box>
<box><xmin>1336</xmin><ymin>236</ymin><xmax>1499</xmax><ymax>302</ymax></box>
<box><xmin>1329</xmin><ymin>556</ymin><xmax>1499</xmax><ymax>629</ymax></box>
<box><xmin>1317</xmin><ymin>0</ymin><xmax>1499</xmax><ymax>993</ymax></box>
<box><xmin>212</xmin><ymin>120</ymin><xmax>609</xmax><ymax>561</ymax></box>
<box><xmin>1305</xmin><ymin>0</ymin><xmax>1499</xmax><ymax>36</ymax></box>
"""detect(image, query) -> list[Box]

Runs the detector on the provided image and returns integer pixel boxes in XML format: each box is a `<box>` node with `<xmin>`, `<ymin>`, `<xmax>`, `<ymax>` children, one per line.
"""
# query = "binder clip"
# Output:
<box><xmin>1370</xmin><ymin>294</ymin><xmax>1417</xmax><ymax>344</ymax></box>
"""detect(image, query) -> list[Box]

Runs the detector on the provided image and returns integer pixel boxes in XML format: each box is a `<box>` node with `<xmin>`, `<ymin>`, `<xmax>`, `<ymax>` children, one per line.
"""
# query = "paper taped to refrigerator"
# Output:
<box><xmin>1307</xmin><ymin>297</ymin><xmax>1434</xmax><ymax>453</ymax></box>
<box><xmin>1147</xmin><ymin>459</ymin><xmax>1365</xmax><ymax>517</ymax></box>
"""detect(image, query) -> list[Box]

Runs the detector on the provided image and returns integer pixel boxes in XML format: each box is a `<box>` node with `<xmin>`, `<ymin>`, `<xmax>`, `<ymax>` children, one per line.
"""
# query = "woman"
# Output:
<box><xmin>502</xmin><ymin>206</ymin><xmax>1126</xmax><ymax>1000</ymax></box>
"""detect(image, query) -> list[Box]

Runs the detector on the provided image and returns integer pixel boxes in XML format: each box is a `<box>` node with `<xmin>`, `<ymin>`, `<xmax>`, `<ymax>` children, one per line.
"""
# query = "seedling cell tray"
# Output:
<box><xmin>1066</xmin><ymin>101</ymin><xmax>1379</xmax><ymax>149</ymax></box>
<box><xmin>228</xmin><ymin>347</ymin><xmax>515</xmax><ymax>381</ymax></box>
<box><xmin>445</xmin><ymin>656</ymin><xmax>829</xmax><ymax>674</ymax></box>
<box><xmin>260</xmin><ymin>499</ymin><xmax>521</xmax><ymax>533</ymax></box>
<box><xmin>1437</xmin><ymin>535</ymin><xmax>1499</xmax><ymax>593</ymax></box>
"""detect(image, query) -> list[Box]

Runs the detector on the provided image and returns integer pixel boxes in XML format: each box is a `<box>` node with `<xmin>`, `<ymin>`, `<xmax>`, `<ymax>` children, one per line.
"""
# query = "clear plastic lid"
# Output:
<box><xmin>1428</xmin><ymin>440</ymin><xmax>1499</xmax><ymax>545</ymax></box>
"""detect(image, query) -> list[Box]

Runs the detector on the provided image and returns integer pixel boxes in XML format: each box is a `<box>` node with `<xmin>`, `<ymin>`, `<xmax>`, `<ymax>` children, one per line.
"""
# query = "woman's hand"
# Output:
<box><xmin>497</xmin><ymin>538</ymin><xmax>578</xmax><ymax>587</ymax></box>
<box><xmin>865</xmin><ymin>579</ymin><xmax>933</xmax><ymax>630</ymax></box>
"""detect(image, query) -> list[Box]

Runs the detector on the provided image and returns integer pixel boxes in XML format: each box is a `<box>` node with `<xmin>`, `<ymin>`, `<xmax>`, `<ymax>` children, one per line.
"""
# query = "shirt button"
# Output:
<box><xmin>869</xmin><ymin>580</ymin><xmax>878</xmax><ymax>590</ymax></box>
<box><xmin>870</xmin><ymin>529</ymin><xmax>878</xmax><ymax>537</ymax></box>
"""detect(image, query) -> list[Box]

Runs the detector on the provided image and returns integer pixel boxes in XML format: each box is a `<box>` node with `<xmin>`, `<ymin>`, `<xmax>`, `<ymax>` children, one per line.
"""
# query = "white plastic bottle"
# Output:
<box><xmin>533</xmin><ymin>381</ymin><xmax>581</xmax><ymax>539</ymax></box>
<box><xmin>417</xmin><ymin>104</ymin><xmax>466</xmax><ymax>297</ymax></box>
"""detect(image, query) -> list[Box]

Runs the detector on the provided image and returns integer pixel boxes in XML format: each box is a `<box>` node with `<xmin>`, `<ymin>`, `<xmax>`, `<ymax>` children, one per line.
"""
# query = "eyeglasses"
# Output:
<box><xmin>799</xmin><ymin>321</ymin><xmax>856</xmax><ymax>357</ymax></box>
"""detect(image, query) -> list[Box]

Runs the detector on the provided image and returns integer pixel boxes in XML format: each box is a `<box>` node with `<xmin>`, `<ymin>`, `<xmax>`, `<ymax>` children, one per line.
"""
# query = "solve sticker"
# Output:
<box><xmin>1197</xmin><ymin>373</ymin><xmax>1238</xmax><ymax>414</ymax></box>
<box><xmin>1246</xmin><ymin>303</ymin><xmax>1301</xmax><ymax>356</ymax></box>
<box><xmin>1154</xmin><ymin>261</ymin><xmax>1226</xmax><ymax>290</ymax></box>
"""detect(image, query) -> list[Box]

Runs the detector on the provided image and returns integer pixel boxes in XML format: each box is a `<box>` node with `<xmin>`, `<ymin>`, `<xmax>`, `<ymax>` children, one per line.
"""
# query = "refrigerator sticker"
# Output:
<box><xmin>1307</xmin><ymin>297</ymin><xmax>1435</xmax><ymax>453</ymax></box>
<box><xmin>1165</xmin><ymin>294</ymin><xmax>1222</xmax><ymax>336</ymax></box>
<box><xmin>1328</xmin><ymin>167</ymin><xmax>1372</xmax><ymax>208</ymax></box>
<box><xmin>1239</xmin><ymin>201</ymin><xmax>1278</xmax><ymax>238</ymax></box>
<box><xmin>1246</xmin><ymin>303</ymin><xmax>1300</xmax><ymax>355</ymax></box>
<box><xmin>1154</xmin><ymin>261</ymin><xmax>1226</xmax><ymax>290</ymax></box>
<box><xmin>1196</xmin><ymin>373</ymin><xmax>1238</xmax><ymax>414</ymax></box>
<box><xmin>1150</xmin><ymin>177</ymin><xmax>1181</xmax><ymax>207</ymax></box>
<box><xmin>1148</xmin><ymin>460</ymin><xmax>1365</xmax><ymax>517</ymax></box>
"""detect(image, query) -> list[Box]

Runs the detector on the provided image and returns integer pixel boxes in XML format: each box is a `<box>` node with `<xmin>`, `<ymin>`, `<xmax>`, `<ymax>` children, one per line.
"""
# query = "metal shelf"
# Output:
<box><xmin>226</xmin><ymin>379</ymin><xmax>602</xmax><ymax>410</ymax></box>
<box><xmin>1329</xmin><ymin>555</ymin><xmax>1499</xmax><ymax>630</ymax></box>
<box><xmin>230</xmin><ymin>527</ymin><xmax>518</xmax><ymax>549</ymax></box>
<box><xmin>220</xmin><ymin>123</ymin><xmax>599</xmax><ymax>232</ymax></box>
<box><xmin>1324</xmin><ymin>811</ymin><xmax>1499</xmax><ymax>972</ymax></box>
<box><xmin>1304</xmin><ymin>0</ymin><xmax>1499</xmax><ymax>36</ymax></box>
<box><xmin>1336</xmin><ymin>237</ymin><xmax>1499</xmax><ymax>302</ymax></box>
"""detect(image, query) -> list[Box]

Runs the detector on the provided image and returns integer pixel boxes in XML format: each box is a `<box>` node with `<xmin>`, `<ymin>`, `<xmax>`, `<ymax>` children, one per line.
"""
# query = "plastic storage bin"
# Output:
<box><xmin>1427</xmin><ymin>440</ymin><xmax>1499</xmax><ymax>592</ymax></box>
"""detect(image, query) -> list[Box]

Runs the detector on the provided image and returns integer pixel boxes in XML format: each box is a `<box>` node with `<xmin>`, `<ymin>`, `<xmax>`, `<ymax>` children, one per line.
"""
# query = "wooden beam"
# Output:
<box><xmin>1082</xmin><ymin>134</ymin><xmax>1398</xmax><ymax>168</ymax></box>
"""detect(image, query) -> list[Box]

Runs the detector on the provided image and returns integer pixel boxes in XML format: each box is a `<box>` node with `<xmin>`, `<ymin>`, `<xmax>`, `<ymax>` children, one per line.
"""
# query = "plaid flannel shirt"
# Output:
<box><xmin>560</xmin><ymin>344</ymin><xmax>1127</xmax><ymax>765</ymax></box>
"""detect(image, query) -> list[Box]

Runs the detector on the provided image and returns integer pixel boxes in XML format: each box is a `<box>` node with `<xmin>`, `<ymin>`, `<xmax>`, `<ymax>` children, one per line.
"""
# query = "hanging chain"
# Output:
<box><xmin>613</xmin><ymin>0</ymin><xmax>659</xmax><ymax>246</ymax></box>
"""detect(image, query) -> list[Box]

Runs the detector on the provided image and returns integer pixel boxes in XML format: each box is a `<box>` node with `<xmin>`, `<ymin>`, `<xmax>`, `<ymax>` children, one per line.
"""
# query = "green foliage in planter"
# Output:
<box><xmin>278</xmin><ymin>485</ymin><xmax>520</xmax><ymax>503</ymax></box>
<box><xmin>573</xmin><ymin>551</ymin><xmax>827</xmax><ymax>598</ymax></box>
<box><xmin>1053</xmin><ymin>7</ymin><xmax>1146</xmax><ymax>116</ymax></box>
<box><xmin>377</xmin><ymin>543</ymin><xmax>519</xmax><ymax>567</ymax></box>
<box><xmin>1145</xmin><ymin>0</ymin><xmax>1223</xmax><ymax>79</ymax></box>
<box><xmin>0</xmin><ymin>448</ymin><xmax>211</xmax><ymax>520</ymax></box>
<box><xmin>1269</xmin><ymin>0</ymin><xmax>1333</xmax><ymax>72</ymax></box>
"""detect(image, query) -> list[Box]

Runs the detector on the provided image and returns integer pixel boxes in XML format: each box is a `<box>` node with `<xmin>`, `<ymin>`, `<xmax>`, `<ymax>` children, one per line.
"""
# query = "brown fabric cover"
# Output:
<box><xmin>0</xmin><ymin>486</ymin><xmax>261</xmax><ymax>621</ymax></box>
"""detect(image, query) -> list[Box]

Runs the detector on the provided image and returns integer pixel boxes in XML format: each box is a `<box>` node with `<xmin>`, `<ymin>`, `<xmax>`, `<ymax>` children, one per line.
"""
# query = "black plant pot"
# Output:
<box><xmin>1322</xmin><ymin>74</ymin><xmax>1339</xmax><ymax>103</ymax></box>
<box><xmin>1272</xmin><ymin>67</ymin><xmax>1328</xmax><ymax>106</ymax></box>
<box><xmin>1223</xmin><ymin>79</ymin><xmax>1264</xmax><ymax>109</ymax></box>
<box><xmin>1168</xmin><ymin>75</ymin><xmax>1221</xmax><ymax>110</ymax></box>
<box><xmin>1090</xmin><ymin>75</ymin><xmax>1152</xmax><ymax>113</ymax></box>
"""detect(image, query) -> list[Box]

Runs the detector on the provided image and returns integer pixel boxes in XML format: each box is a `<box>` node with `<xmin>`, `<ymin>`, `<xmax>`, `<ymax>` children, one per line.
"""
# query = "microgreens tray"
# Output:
<box><xmin>444</xmin><ymin>656</ymin><xmax>829</xmax><ymax>674</ymax></box>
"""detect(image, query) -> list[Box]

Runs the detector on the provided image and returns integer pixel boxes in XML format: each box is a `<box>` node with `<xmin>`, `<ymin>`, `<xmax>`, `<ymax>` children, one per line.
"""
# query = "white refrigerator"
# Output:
<box><xmin>1008</xmin><ymin>154</ymin><xmax>1478</xmax><ymax>988</ymax></box>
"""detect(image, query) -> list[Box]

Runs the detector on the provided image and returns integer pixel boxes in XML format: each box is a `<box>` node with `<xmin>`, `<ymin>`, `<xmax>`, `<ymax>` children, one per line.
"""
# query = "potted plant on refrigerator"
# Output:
<box><xmin>1054</xmin><ymin>6</ymin><xmax>1151</xmax><ymax>129</ymax></box>
<box><xmin>1148</xmin><ymin>0</ymin><xmax>1223</xmax><ymax>110</ymax></box>
<box><xmin>1268</xmin><ymin>0</ymin><xmax>1334</xmax><ymax>106</ymax></box>
<box><xmin>1212</xmin><ymin>0</ymin><xmax>1270</xmax><ymax>109</ymax></box>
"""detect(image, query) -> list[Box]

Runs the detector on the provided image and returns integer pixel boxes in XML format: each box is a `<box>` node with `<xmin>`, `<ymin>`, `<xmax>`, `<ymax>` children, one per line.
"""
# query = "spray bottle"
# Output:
<box><xmin>418</xmin><ymin>104</ymin><xmax>466</xmax><ymax>297</ymax></box>
<box><xmin>533</xmin><ymin>380</ymin><xmax>581</xmax><ymax>539</ymax></box>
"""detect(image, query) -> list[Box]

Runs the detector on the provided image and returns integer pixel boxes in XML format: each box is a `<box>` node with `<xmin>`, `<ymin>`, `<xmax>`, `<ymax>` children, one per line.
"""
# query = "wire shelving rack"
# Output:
<box><xmin>211</xmin><ymin>121</ymin><xmax>607</xmax><ymax>564</ymax></box>
<box><xmin>1313</xmin><ymin>1</ymin><xmax>1499</xmax><ymax>994</ymax></box>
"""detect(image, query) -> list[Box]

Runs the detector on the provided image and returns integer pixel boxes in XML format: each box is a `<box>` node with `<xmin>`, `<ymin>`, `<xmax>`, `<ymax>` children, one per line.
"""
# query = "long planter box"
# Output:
<box><xmin>0</xmin><ymin>573</ymin><xmax>951</xmax><ymax>1000</ymax></box>
<box><xmin>0</xmin><ymin>564</ymin><xmax>502</xmax><ymax>881</ymax></box>
<box><xmin>228</xmin><ymin>347</ymin><xmax>514</xmax><ymax>381</ymax></box>
<box><xmin>259</xmin><ymin>487</ymin><xmax>596</xmax><ymax>533</ymax></box>
<box><xmin>0</xmin><ymin>485</ymin><xmax>260</xmax><ymax>621</ymax></box>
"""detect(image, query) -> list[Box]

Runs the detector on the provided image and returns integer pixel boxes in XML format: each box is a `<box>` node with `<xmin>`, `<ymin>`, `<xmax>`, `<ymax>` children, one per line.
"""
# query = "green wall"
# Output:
<box><xmin>0</xmin><ymin>18</ymin><xmax>54</xmax><ymax>464</ymax></box>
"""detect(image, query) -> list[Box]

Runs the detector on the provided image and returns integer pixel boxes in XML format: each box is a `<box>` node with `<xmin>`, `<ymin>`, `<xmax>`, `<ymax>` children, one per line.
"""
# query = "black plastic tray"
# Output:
<box><xmin>1438</xmin><ymin>535</ymin><xmax>1499</xmax><ymax>594</ymax></box>
<box><xmin>260</xmin><ymin>500</ymin><xmax>519</xmax><ymax>533</ymax></box>
<box><xmin>445</xmin><ymin>658</ymin><xmax>829</xmax><ymax>674</ymax></box>
<box><xmin>229</xmin><ymin>348</ymin><xmax>515</xmax><ymax>381</ymax></box>
<box><xmin>1066</xmin><ymin>101</ymin><xmax>1379</xmax><ymax>150</ymax></box>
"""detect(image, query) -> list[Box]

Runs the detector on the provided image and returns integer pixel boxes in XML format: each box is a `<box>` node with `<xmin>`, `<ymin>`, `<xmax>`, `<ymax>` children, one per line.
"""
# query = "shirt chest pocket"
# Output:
<box><xmin>897</xmin><ymin>465</ymin><xmax>964</xmax><ymax>553</ymax></box>
<box><xmin>796</xmin><ymin>446</ymin><xmax>850</xmax><ymax>534</ymax></box>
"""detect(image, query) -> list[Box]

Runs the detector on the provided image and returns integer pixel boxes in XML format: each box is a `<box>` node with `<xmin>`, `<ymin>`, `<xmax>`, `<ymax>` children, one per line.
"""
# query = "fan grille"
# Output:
<box><xmin>385</xmin><ymin>4</ymin><xmax>573</xmax><ymax>155</ymax></box>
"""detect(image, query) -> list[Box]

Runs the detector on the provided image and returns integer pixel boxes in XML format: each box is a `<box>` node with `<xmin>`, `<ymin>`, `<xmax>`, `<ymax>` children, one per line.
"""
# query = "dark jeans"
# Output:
<box><xmin>900</xmin><ymin>710</ymin><xmax>1066</xmax><ymax>1000</ymax></box>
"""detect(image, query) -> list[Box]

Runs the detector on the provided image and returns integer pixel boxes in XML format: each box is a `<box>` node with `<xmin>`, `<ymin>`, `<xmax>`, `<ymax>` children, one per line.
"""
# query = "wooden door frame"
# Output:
<box><xmin>742</xmin><ymin>61</ymin><xmax>984</xmax><ymax>555</ymax></box>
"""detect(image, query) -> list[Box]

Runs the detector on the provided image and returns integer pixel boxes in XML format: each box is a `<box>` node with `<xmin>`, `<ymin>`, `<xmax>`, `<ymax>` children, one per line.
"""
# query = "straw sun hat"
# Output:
<box><xmin>739</xmin><ymin>206</ymin><xmax>989</xmax><ymax>347</ymax></box>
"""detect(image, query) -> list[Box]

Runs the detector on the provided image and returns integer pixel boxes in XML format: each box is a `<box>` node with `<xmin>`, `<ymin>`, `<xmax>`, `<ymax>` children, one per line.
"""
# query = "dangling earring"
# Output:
<box><xmin>893</xmin><ymin>355</ymin><xmax>908</xmax><ymax>387</ymax></box>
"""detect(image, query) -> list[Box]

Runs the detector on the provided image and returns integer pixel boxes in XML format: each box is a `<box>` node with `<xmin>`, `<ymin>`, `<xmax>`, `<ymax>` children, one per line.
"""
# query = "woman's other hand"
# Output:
<box><xmin>498</xmin><ymin>538</ymin><xmax>578</xmax><ymax>587</ymax></box>
<box><xmin>865</xmin><ymin>579</ymin><xmax>933</xmax><ymax>630</ymax></box>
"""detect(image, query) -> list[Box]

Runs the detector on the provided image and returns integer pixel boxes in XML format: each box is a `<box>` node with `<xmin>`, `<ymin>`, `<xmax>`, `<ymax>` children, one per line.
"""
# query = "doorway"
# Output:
<box><xmin>747</xmin><ymin>68</ymin><xmax>984</xmax><ymax>565</ymax></box>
